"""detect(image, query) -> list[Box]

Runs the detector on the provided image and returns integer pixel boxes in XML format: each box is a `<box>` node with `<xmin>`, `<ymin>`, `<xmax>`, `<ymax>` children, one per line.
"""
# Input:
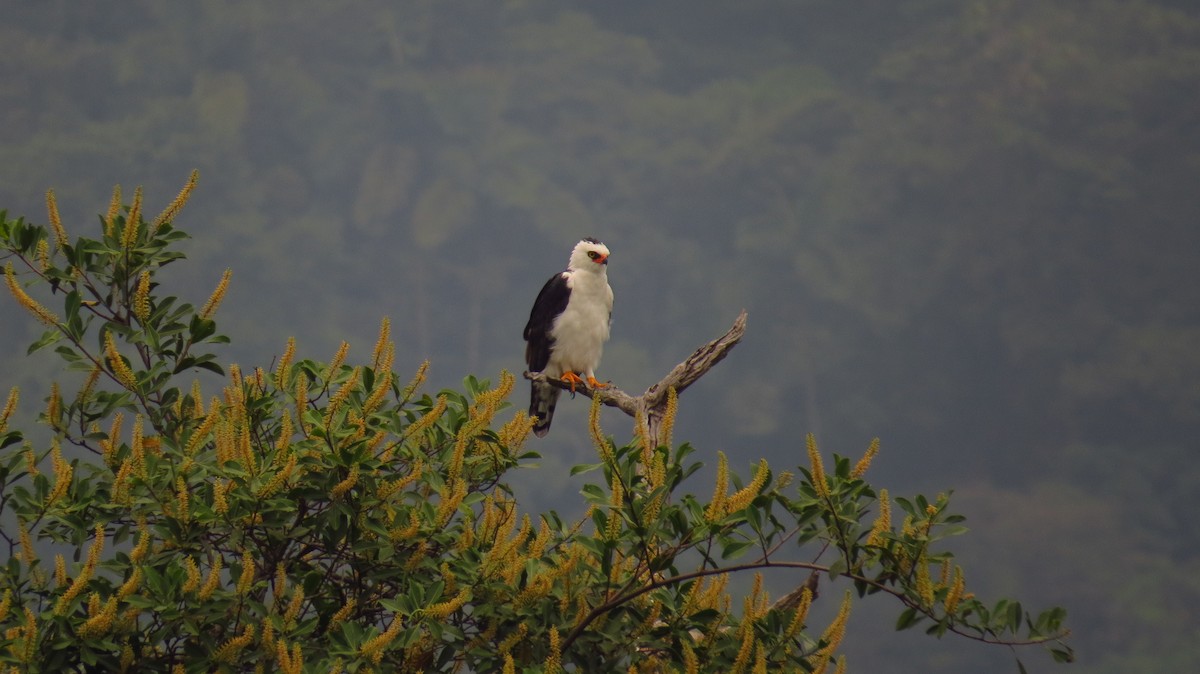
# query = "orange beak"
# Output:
<box><xmin>595</xmin><ymin>253</ymin><xmax>608</xmax><ymax>265</ymax></box>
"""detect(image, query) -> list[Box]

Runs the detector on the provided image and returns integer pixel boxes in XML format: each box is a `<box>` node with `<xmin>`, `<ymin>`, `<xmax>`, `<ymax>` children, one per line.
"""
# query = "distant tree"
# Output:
<box><xmin>0</xmin><ymin>177</ymin><xmax>1070</xmax><ymax>672</ymax></box>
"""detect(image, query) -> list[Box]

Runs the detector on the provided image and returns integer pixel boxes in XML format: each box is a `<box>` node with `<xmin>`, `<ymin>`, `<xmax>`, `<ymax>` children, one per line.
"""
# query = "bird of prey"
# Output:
<box><xmin>524</xmin><ymin>237</ymin><xmax>614</xmax><ymax>437</ymax></box>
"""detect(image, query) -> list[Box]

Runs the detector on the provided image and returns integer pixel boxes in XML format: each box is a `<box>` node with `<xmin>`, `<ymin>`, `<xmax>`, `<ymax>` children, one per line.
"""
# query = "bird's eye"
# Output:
<box><xmin>587</xmin><ymin>251</ymin><xmax>599</xmax><ymax>259</ymax></box>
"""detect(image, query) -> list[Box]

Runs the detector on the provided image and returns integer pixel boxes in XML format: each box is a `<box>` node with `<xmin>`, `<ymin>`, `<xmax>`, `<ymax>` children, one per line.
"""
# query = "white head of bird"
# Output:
<box><xmin>569</xmin><ymin>238</ymin><xmax>610</xmax><ymax>273</ymax></box>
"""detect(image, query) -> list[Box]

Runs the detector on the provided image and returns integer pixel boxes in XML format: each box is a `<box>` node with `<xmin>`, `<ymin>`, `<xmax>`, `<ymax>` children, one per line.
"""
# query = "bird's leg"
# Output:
<box><xmin>586</xmin><ymin>375</ymin><xmax>609</xmax><ymax>389</ymax></box>
<box><xmin>560</xmin><ymin>371</ymin><xmax>586</xmax><ymax>394</ymax></box>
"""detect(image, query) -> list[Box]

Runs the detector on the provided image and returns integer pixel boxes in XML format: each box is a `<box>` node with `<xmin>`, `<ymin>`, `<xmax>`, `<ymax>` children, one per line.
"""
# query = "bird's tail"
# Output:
<box><xmin>530</xmin><ymin>382</ymin><xmax>560</xmax><ymax>437</ymax></box>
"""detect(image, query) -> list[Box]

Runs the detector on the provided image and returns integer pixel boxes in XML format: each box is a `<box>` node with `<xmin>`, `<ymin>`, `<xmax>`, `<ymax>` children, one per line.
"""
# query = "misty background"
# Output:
<box><xmin>2</xmin><ymin>1</ymin><xmax>1197</xmax><ymax>671</ymax></box>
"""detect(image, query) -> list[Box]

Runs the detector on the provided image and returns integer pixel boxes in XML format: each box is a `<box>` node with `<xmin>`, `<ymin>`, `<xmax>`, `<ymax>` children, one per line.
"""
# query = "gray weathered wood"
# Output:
<box><xmin>524</xmin><ymin>310</ymin><xmax>747</xmax><ymax>443</ymax></box>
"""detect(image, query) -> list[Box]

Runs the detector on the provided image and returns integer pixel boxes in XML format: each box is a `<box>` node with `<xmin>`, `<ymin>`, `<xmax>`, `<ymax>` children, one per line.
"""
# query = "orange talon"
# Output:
<box><xmin>587</xmin><ymin>376</ymin><xmax>609</xmax><ymax>389</ymax></box>
<box><xmin>560</xmin><ymin>371</ymin><xmax>586</xmax><ymax>393</ymax></box>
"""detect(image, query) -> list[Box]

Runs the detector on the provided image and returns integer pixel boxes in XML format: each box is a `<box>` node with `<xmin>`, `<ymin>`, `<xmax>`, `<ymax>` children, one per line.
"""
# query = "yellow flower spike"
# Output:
<box><xmin>866</xmin><ymin>488</ymin><xmax>891</xmax><ymax>548</ymax></box>
<box><xmin>0</xmin><ymin>589</ymin><xmax>11</xmax><ymax>623</ymax></box>
<box><xmin>54</xmin><ymin>554</ymin><xmax>67</xmax><ymax>587</ymax></box>
<box><xmin>851</xmin><ymin>437</ymin><xmax>880</xmax><ymax>479</ymax></box>
<box><xmin>188</xmin><ymin>380</ymin><xmax>204</xmax><ymax>419</ymax></box>
<box><xmin>5</xmin><ymin>262</ymin><xmax>61</xmax><ymax>326</ymax></box>
<box><xmin>502</xmin><ymin>653</ymin><xmax>516</xmax><ymax>674</ymax></box>
<box><xmin>425</xmin><ymin>588</ymin><xmax>470</xmax><ymax>620</ymax></box>
<box><xmin>118</xmin><ymin>566</ymin><xmax>143</xmax><ymax>599</ymax></box>
<box><xmin>323</xmin><ymin>366</ymin><xmax>359</xmax><ymax>430</ymax></box>
<box><xmin>372</xmin><ymin>317</ymin><xmax>391</xmax><ymax>372</ymax></box>
<box><xmin>182</xmin><ymin>557</ymin><xmax>201</xmax><ymax>593</ymax></box>
<box><xmin>362</xmin><ymin>370</ymin><xmax>392</xmax><ymax>416</ymax></box>
<box><xmin>132</xmin><ymin>271</ymin><xmax>152</xmax><ymax>324</ymax></box>
<box><xmin>237</xmin><ymin>424</ymin><xmax>256</xmax><ymax>476</ymax></box>
<box><xmin>659</xmin><ymin>386</ymin><xmax>678</xmax><ymax>449</ymax></box>
<box><xmin>915</xmin><ymin>554</ymin><xmax>934</xmax><ymax>607</ymax></box>
<box><xmin>237</xmin><ymin>550</ymin><xmax>255</xmax><ymax>596</ymax></box>
<box><xmin>294</xmin><ymin>373</ymin><xmax>310</xmax><ymax>436</ymax></box>
<box><xmin>119</xmin><ymin>640</ymin><xmax>134</xmax><ymax>671</ymax></box>
<box><xmin>213</xmin><ymin>624</ymin><xmax>255</xmax><ymax>663</ymax></box>
<box><xmin>55</xmin><ymin>525</ymin><xmax>105</xmax><ymax>615</ymax></box>
<box><xmin>605</xmin><ymin>478</ymin><xmax>624</xmax><ymax>541</ymax></box>
<box><xmin>35</xmin><ymin>239</ymin><xmax>50</xmax><ymax>271</ymax></box>
<box><xmin>401</xmin><ymin>394</ymin><xmax>446</xmax><ymax>440</ymax></box>
<box><xmin>729</xmin><ymin>627</ymin><xmax>754</xmax><ymax>674</ymax></box>
<box><xmin>79</xmin><ymin>595</ymin><xmax>119</xmax><ymax>638</ymax></box>
<box><xmin>810</xmin><ymin>591</ymin><xmax>852</xmax><ymax>674</ymax></box>
<box><xmin>806</xmin><ymin>433</ymin><xmax>830</xmax><ymax>500</ymax></box>
<box><xmin>545</xmin><ymin>626</ymin><xmax>562</xmax><ymax>674</ymax></box>
<box><xmin>213</xmin><ymin>478</ymin><xmax>233</xmax><ymax>515</ymax></box>
<box><xmin>275</xmin><ymin>336</ymin><xmax>296</xmax><ymax>389</ymax></box>
<box><xmin>436</xmin><ymin>478</ymin><xmax>467</xmax><ymax>528</ymax></box>
<box><xmin>104</xmin><ymin>184</ymin><xmax>122</xmax><ymax>237</ymax></box>
<box><xmin>358</xmin><ymin>615</ymin><xmax>402</xmax><ymax>663</ymax></box>
<box><xmin>130</xmin><ymin>520</ymin><xmax>150</xmax><ymax>563</ymax></box>
<box><xmin>23</xmin><ymin>446</ymin><xmax>38</xmax><ymax>478</ymax></box>
<box><xmin>328</xmin><ymin>598</ymin><xmax>357</xmax><ymax>630</ymax></box>
<box><xmin>528</xmin><ymin>517</ymin><xmax>553</xmax><ymax>560</ymax></box>
<box><xmin>447</xmin><ymin>419</ymin><xmax>475</xmax><ymax>485</ymax></box>
<box><xmin>198</xmin><ymin>555</ymin><xmax>223</xmax><ymax>600</ymax></box>
<box><xmin>330</xmin><ymin>465</ymin><xmax>359</xmax><ymax>500</ymax></box>
<box><xmin>199</xmin><ymin>268</ymin><xmax>232</xmax><ymax>319</ymax></box>
<box><xmin>126</xmin><ymin>415</ymin><xmax>149</xmax><ymax>479</ymax></box>
<box><xmin>587</xmin><ymin>393</ymin><xmax>613</xmax><ymax>464</ymax></box>
<box><xmin>17</xmin><ymin>519</ymin><xmax>36</xmax><ymax>567</ymax></box>
<box><xmin>634</xmin><ymin>409</ymin><xmax>651</xmax><ymax>465</ymax></box>
<box><xmin>111</xmin><ymin>459</ymin><xmax>134</xmax><ymax>505</ymax></box>
<box><xmin>945</xmin><ymin>565</ymin><xmax>966</xmax><ymax>615</ymax></box>
<box><xmin>679</xmin><ymin>641</ymin><xmax>700</xmax><ymax>674</ymax></box>
<box><xmin>121</xmin><ymin>186</ymin><xmax>143</xmax><ymax>252</ymax></box>
<box><xmin>175</xmin><ymin>476</ymin><xmax>190</xmax><ymax>523</ymax></box>
<box><xmin>783</xmin><ymin>587</ymin><xmax>813</xmax><ymax>641</ymax></box>
<box><xmin>398</xmin><ymin>359</ymin><xmax>429</xmax><ymax>404</ymax></box>
<box><xmin>46</xmin><ymin>438</ymin><xmax>73</xmax><ymax>507</ymax></box>
<box><xmin>498</xmin><ymin>409</ymin><xmax>537</xmax><ymax>453</ymax></box>
<box><xmin>184</xmin><ymin>406</ymin><xmax>219</xmax><ymax>457</ymax></box>
<box><xmin>326</xmin><ymin>341</ymin><xmax>350</xmax><ymax>382</ymax></box>
<box><xmin>753</xmin><ymin>640</ymin><xmax>769</xmax><ymax>674</ymax></box>
<box><xmin>704</xmin><ymin>451</ymin><xmax>730</xmax><ymax>523</ymax></box>
<box><xmin>76</xmin><ymin>365</ymin><xmax>101</xmax><ymax>410</ymax></box>
<box><xmin>43</xmin><ymin>384</ymin><xmax>63</xmax><ymax>432</ymax></box>
<box><xmin>0</xmin><ymin>386</ymin><xmax>18</xmax><ymax>434</ymax></box>
<box><xmin>46</xmin><ymin>188</ymin><xmax>68</xmax><ymax>249</ymax></box>
<box><xmin>103</xmin><ymin>330</ymin><xmax>138</xmax><ymax>390</ymax></box>
<box><xmin>20</xmin><ymin>606</ymin><xmax>38</xmax><ymax>663</ymax></box>
<box><xmin>274</xmin><ymin>563</ymin><xmax>288</xmax><ymax>601</ymax></box>
<box><xmin>283</xmin><ymin>587</ymin><xmax>305</xmax><ymax>629</ymax></box>
<box><xmin>151</xmin><ymin>169</ymin><xmax>198</xmax><ymax>231</ymax></box>
<box><xmin>726</xmin><ymin>458</ymin><xmax>769</xmax><ymax>515</ymax></box>
<box><xmin>257</xmin><ymin>452</ymin><xmax>297</xmax><ymax>499</ymax></box>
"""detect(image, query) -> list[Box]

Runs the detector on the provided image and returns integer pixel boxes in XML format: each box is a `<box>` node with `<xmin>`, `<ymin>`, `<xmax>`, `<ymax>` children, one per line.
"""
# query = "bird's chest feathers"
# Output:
<box><xmin>550</xmin><ymin>273</ymin><xmax>612</xmax><ymax>368</ymax></box>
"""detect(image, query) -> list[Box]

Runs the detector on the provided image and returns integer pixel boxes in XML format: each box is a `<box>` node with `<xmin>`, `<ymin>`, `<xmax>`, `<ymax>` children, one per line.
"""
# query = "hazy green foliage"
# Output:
<box><xmin>1</xmin><ymin>2</ymin><xmax>1197</xmax><ymax>671</ymax></box>
<box><xmin>0</xmin><ymin>187</ymin><xmax>1068</xmax><ymax>671</ymax></box>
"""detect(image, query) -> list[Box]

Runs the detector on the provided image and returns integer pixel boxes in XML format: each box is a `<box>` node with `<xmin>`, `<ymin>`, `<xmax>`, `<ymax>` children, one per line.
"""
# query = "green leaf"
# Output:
<box><xmin>188</xmin><ymin>315</ymin><xmax>216</xmax><ymax>342</ymax></box>
<box><xmin>720</xmin><ymin>538</ymin><xmax>754</xmax><ymax>559</ymax></box>
<box><xmin>896</xmin><ymin>607</ymin><xmax>924</xmax><ymax>631</ymax></box>
<box><xmin>27</xmin><ymin>329</ymin><xmax>62</xmax><ymax>354</ymax></box>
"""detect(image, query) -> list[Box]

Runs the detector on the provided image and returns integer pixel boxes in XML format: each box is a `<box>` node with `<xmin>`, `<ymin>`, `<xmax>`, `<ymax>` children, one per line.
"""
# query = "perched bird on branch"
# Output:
<box><xmin>524</xmin><ymin>237</ymin><xmax>614</xmax><ymax>437</ymax></box>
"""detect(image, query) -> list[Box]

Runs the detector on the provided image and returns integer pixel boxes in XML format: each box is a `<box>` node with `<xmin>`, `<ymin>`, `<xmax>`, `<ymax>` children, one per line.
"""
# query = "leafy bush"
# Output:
<box><xmin>0</xmin><ymin>177</ymin><xmax>1070</xmax><ymax>672</ymax></box>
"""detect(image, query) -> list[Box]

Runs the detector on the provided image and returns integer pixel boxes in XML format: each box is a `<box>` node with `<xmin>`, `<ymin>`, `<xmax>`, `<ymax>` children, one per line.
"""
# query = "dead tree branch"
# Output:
<box><xmin>524</xmin><ymin>310</ymin><xmax>747</xmax><ymax>443</ymax></box>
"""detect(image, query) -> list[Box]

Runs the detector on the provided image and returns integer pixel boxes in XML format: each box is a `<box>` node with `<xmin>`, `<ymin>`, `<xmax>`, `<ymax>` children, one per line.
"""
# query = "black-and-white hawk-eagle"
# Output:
<box><xmin>524</xmin><ymin>237</ymin><xmax>614</xmax><ymax>437</ymax></box>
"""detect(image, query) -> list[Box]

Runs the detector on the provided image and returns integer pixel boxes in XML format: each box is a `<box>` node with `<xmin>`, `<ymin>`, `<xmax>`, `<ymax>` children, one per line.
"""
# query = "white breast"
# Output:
<box><xmin>547</xmin><ymin>271</ymin><xmax>612</xmax><ymax>377</ymax></box>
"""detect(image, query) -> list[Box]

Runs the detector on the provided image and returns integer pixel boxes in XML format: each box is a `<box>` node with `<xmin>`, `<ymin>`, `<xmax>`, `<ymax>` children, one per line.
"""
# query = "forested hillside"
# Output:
<box><xmin>2</xmin><ymin>1</ymin><xmax>1197</xmax><ymax>671</ymax></box>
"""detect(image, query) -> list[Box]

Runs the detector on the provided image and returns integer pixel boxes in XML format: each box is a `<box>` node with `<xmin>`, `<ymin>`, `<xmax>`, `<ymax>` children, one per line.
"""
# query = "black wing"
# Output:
<box><xmin>524</xmin><ymin>272</ymin><xmax>571</xmax><ymax>372</ymax></box>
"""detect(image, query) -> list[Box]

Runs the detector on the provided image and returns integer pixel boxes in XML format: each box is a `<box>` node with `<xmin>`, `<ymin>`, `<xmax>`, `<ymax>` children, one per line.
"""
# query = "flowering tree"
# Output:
<box><xmin>0</xmin><ymin>176</ymin><xmax>1071</xmax><ymax>672</ymax></box>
